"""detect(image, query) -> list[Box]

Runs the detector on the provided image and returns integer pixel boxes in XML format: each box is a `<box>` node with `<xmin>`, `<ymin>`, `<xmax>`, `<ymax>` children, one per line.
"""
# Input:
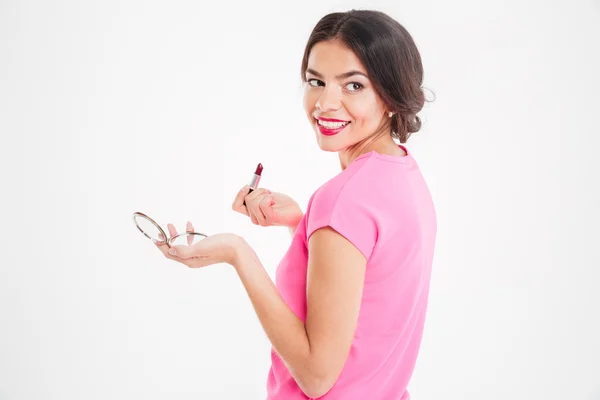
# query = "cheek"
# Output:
<box><xmin>303</xmin><ymin>88</ymin><xmax>316</xmax><ymax>115</ymax></box>
<box><xmin>346</xmin><ymin>95</ymin><xmax>382</xmax><ymax>125</ymax></box>
<box><xmin>345</xmin><ymin>101</ymin><xmax>370</xmax><ymax>125</ymax></box>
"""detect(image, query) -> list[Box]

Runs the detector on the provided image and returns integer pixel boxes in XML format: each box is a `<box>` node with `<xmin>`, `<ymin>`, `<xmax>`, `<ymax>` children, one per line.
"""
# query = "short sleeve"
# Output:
<box><xmin>306</xmin><ymin>184</ymin><xmax>378</xmax><ymax>261</ymax></box>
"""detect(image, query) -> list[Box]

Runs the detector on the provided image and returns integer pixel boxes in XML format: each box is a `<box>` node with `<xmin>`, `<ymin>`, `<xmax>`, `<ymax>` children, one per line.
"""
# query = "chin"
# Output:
<box><xmin>317</xmin><ymin>144</ymin><xmax>339</xmax><ymax>153</ymax></box>
<box><xmin>314</xmin><ymin>134</ymin><xmax>344</xmax><ymax>152</ymax></box>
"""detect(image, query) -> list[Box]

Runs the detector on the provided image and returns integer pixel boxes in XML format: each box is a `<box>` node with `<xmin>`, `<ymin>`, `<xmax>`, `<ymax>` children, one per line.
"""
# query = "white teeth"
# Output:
<box><xmin>317</xmin><ymin>120</ymin><xmax>350</xmax><ymax>129</ymax></box>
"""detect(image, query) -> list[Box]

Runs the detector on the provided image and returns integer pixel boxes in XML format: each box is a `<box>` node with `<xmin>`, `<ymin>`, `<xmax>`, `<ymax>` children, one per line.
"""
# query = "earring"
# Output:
<box><xmin>388</xmin><ymin>111</ymin><xmax>393</xmax><ymax>117</ymax></box>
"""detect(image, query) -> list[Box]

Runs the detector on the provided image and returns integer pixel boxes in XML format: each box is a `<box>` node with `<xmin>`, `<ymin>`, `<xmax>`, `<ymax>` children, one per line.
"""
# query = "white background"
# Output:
<box><xmin>1</xmin><ymin>0</ymin><xmax>599</xmax><ymax>399</ymax></box>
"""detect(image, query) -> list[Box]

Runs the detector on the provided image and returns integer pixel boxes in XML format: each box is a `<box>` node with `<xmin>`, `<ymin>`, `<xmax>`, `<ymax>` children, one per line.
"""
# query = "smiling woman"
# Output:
<box><xmin>261</xmin><ymin>9</ymin><xmax>437</xmax><ymax>399</ymax></box>
<box><xmin>300</xmin><ymin>11</ymin><xmax>428</xmax><ymax>170</ymax></box>
<box><xmin>157</xmin><ymin>9</ymin><xmax>437</xmax><ymax>400</ymax></box>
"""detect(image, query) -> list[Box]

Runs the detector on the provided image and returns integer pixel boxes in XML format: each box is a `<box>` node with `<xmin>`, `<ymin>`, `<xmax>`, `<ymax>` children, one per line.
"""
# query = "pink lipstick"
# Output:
<box><xmin>316</xmin><ymin>117</ymin><xmax>350</xmax><ymax>136</ymax></box>
<box><xmin>318</xmin><ymin>117</ymin><xmax>348</xmax><ymax>122</ymax></box>
<box><xmin>243</xmin><ymin>162</ymin><xmax>263</xmax><ymax>206</ymax></box>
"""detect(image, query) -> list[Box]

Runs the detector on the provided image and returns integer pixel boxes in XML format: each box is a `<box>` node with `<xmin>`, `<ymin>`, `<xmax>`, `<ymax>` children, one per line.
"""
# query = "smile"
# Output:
<box><xmin>317</xmin><ymin>119</ymin><xmax>350</xmax><ymax>129</ymax></box>
<box><xmin>315</xmin><ymin>119</ymin><xmax>351</xmax><ymax>136</ymax></box>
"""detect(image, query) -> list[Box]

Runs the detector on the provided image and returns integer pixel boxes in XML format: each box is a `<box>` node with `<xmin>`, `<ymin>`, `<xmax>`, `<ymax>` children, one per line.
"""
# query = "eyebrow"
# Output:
<box><xmin>305</xmin><ymin>68</ymin><xmax>369</xmax><ymax>80</ymax></box>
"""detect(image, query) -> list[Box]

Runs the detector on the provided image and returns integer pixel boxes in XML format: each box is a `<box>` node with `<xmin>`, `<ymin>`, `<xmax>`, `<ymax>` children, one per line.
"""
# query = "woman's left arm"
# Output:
<box><xmin>162</xmin><ymin>223</ymin><xmax>366</xmax><ymax>398</ymax></box>
<box><xmin>231</xmin><ymin>226</ymin><xmax>366</xmax><ymax>398</ymax></box>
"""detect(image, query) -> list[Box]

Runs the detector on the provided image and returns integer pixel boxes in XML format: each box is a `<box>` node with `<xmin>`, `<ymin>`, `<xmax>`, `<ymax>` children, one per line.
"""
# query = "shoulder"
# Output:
<box><xmin>309</xmin><ymin>156</ymin><xmax>378</xmax><ymax>211</ymax></box>
<box><xmin>305</xmin><ymin>157</ymin><xmax>383</xmax><ymax>260</ymax></box>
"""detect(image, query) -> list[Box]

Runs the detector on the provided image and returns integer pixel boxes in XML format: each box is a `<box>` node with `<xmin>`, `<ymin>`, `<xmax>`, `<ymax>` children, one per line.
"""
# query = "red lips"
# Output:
<box><xmin>316</xmin><ymin>117</ymin><xmax>349</xmax><ymax>122</ymax></box>
<box><xmin>316</xmin><ymin>119</ymin><xmax>350</xmax><ymax>136</ymax></box>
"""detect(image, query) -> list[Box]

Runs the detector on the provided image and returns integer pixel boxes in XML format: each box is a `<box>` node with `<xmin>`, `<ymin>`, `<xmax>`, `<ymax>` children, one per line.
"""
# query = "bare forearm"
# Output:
<box><xmin>231</xmin><ymin>239</ymin><xmax>316</xmax><ymax>393</ymax></box>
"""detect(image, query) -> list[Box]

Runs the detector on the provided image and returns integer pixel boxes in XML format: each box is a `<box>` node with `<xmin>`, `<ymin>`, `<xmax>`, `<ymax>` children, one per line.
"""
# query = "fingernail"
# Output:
<box><xmin>169</xmin><ymin>248</ymin><xmax>177</xmax><ymax>256</ymax></box>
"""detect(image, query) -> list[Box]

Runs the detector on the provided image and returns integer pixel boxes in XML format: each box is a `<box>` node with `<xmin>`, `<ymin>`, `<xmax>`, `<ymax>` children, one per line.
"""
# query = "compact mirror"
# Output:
<box><xmin>132</xmin><ymin>212</ymin><xmax>208</xmax><ymax>248</ymax></box>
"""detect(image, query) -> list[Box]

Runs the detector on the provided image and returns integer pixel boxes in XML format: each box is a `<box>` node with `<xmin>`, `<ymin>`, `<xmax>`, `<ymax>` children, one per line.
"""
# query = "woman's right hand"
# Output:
<box><xmin>232</xmin><ymin>186</ymin><xmax>304</xmax><ymax>229</ymax></box>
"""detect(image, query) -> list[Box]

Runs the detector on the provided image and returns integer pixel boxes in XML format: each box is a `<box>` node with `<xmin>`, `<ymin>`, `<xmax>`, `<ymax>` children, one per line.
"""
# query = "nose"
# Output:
<box><xmin>316</xmin><ymin>85</ymin><xmax>341</xmax><ymax>111</ymax></box>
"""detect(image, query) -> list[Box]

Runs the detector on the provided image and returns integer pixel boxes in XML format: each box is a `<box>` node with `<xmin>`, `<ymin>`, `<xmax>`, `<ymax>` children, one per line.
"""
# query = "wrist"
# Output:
<box><xmin>228</xmin><ymin>234</ymin><xmax>253</xmax><ymax>269</ymax></box>
<box><xmin>286</xmin><ymin>209</ymin><xmax>304</xmax><ymax>231</ymax></box>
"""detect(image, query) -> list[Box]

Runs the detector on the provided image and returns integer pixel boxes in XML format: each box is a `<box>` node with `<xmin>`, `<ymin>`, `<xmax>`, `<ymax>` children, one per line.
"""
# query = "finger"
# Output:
<box><xmin>232</xmin><ymin>185</ymin><xmax>251</xmax><ymax>215</ymax></box>
<box><xmin>186</xmin><ymin>221</ymin><xmax>194</xmax><ymax>246</ymax></box>
<box><xmin>155</xmin><ymin>233</ymin><xmax>179</xmax><ymax>260</ymax></box>
<box><xmin>248</xmin><ymin>192</ymin><xmax>271</xmax><ymax>226</ymax></box>
<box><xmin>245</xmin><ymin>188</ymin><xmax>271</xmax><ymax>225</ymax></box>
<box><xmin>167</xmin><ymin>223</ymin><xmax>177</xmax><ymax>240</ymax></box>
<box><xmin>249</xmin><ymin>209</ymin><xmax>258</xmax><ymax>225</ymax></box>
<box><xmin>157</xmin><ymin>232</ymin><xmax>170</xmax><ymax>248</ymax></box>
<box><xmin>244</xmin><ymin>188</ymin><xmax>270</xmax><ymax>206</ymax></box>
<box><xmin>258</xmin><ymin>194</ymin><xmax>277</xmax><ymax>222</ymax></box>
<box><xmin>242</xmin><ymin>188</ymin><xmax>253</xmax><ymax>207</ymax></box>
<box><xmin>168</xmin><ymin>244</ymin><xmax>195</xmax><ymax>260</ymax></box>
<box><xmin>155</xmin><ymin>233</ymin><xmax>195</xmax><ymax>268</ymax></box>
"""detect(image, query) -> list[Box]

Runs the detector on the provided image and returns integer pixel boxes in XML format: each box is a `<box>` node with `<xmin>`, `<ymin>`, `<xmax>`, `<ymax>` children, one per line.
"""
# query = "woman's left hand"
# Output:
<box><xmin>154</xmin><ymin>221</ymin><xmax>243</xmax><ymax>268</ymax></box>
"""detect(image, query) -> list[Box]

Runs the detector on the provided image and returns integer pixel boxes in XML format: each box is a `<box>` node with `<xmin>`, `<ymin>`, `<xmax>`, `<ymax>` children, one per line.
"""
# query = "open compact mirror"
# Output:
<box><xmin>132</xmin><ymin>212</ymin><xmax>208</xmax><ymax>248</ymax></box>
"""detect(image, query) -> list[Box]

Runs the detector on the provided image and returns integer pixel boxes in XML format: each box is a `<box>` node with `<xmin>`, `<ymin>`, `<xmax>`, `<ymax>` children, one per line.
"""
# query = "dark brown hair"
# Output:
<box><xmin>301</xmin><ymin>10</ymin><xmax>433</xmax><ymax>143</ymax></box>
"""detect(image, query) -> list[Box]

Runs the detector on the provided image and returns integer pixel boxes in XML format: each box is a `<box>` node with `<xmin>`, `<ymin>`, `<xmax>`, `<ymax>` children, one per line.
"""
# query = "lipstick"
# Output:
<box><xmin>318</xmin><ymin>123</ymin><xmax>348</xmax><ymax>136</ymax></box>
<box><xmin>243</xmin><ymin>162</ymin><xmax>263</xmax><ymax>206</ymax></box>
<box><xmin>316</xmin><ymin>117</ymin><xmax>350</xmax><ymax>137</ymax></box>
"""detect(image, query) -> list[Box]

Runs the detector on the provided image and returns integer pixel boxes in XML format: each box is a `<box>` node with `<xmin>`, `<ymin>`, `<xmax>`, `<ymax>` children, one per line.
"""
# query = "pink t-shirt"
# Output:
<box><xmin>266</xmin><ymin>145</ymin><xmax>437</xmax><ymax>400</ymax></box>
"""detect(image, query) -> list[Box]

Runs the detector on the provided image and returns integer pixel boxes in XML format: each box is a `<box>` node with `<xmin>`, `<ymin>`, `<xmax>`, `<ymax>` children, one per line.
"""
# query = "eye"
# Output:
<box><xmin>345</xmin><ymin>82</ymin><xmax>364</xmax><ymax>92</ymax></box>
<box><xmin>307</xmin><ymin>78</ymin><xmax>323</xmax><ymax>87</ymax></box>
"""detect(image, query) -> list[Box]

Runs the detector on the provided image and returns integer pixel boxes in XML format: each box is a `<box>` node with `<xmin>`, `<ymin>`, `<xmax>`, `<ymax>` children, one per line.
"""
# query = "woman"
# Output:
<box><xmin>157</xmin><ymin>9</ymin><xmax>437</xmax><ymax>400</ymax></box>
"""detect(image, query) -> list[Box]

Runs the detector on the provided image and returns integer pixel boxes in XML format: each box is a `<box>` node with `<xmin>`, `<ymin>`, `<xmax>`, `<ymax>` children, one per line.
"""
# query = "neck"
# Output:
<box><xmin>338</xmin><ymin>135</ymin><xmax>402</xmax><ymax>170</ymax></box>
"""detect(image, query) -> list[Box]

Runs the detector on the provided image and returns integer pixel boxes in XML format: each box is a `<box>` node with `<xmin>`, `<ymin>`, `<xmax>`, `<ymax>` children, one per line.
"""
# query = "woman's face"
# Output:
<box><xmin>303</xmin><ymin>38</ymin><xmax>389</xmax><ymax>153</ymax></box>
